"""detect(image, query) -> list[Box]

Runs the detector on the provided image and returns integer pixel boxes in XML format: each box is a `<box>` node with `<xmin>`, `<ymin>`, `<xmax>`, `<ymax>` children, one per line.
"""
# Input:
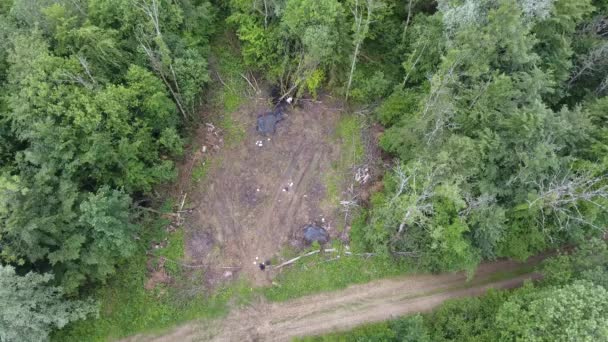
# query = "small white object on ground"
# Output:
<box><xmin>256</xmin><ymin>188</ymin><xmax>260</xmax><ymax>192</ymax></box>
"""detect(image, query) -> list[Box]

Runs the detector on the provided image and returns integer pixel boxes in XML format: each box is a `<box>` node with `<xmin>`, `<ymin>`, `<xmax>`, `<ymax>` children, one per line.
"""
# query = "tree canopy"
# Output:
<box><xmin>0</xmin><ymin>0</ymin><xmax>213</xmax><ymax>338</ymax></box>
<box><xmin>0</xmin><ymin>265</ymin><xmax>96</xmax><ymax>342</ymax></box>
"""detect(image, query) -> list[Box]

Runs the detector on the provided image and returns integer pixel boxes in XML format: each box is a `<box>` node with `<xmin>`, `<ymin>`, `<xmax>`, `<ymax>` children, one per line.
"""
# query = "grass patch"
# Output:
<box><xmin>192</xmin><ymin>159</ymin><xmax>211</xmax><ymax>183</ymax></box>
<box><xmin>481</xmin><ymin>263</ymin><xmax>537</xmax><ymax>283</ymax></box>
<box><xmin>263</xmin><ymin>245</ymin><xmax>407</xmax><ymax>302</ymax></box>
<box><xmin>335</xmin><ymin>115</ymin><xmax>366</xmax><ymax>165</ymax></box>
<box><xmin>153</xmin><ymin>228</ymin><xmax>185</xmax><ymax>277</ymax></box>
<box><xmin>54</xmin><ymin>259</ymin><xmax>252</xmax><ymax>342</ymax></box>
<box><xmin>323</xmin><ymin>115</ymin><xmax>366</xmax><ymax>211</ymax></box>
<box><xmin>53</xmin><ymin>202</ymin><xmax>254</xmax><ymax>341</ymax></box>
<box><xmin>209</xmin><ymin>35</ymin><xmax>248</xmax><ymax>114</ymax></box>
<box><xmin>205</xmin><ymin>35</ymin><xmax>248</xmax><ymax>147</ymax></box>
<box><xmin>262</xmin><ymin>223</ymin><xmax>540</xmax><ymax>303</ymax></box>
<box><xmin>217</xmin><ymin>112</ymin><xmax>246</xmax><ymax>146</ymax></box>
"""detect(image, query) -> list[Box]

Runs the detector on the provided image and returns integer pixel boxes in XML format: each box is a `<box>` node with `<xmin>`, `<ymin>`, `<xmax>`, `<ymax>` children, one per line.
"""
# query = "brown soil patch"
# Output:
<box><xmin>144</xmin><ymin>257</ymin><xmax>170</xmax><ymax>290</ymax></box>
<box><xmin>181</xmin><ymin>97</ymin><xmax>344</xmax><ymax>287</ymax></box>
<box><xmin>123</xmin><ymin>256</ymin><xmax>546</xmax><ymax>342</ymax></box>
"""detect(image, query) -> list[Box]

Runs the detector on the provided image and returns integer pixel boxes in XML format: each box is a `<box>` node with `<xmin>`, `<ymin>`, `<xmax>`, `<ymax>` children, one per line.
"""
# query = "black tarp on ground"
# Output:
<box><xmin>303</xmin><ymin>225</ymin><xmax>329</xmax><ymax>244</ymax></box>
<box><xmin>256</xmin><ymin>111</ymin><xmax>284</xmax><ymax>134</ymax></box>
<box><xmin>256</xmin><ymin>98</ymin><xmax>291</xmax><ymax>135</ymax></box>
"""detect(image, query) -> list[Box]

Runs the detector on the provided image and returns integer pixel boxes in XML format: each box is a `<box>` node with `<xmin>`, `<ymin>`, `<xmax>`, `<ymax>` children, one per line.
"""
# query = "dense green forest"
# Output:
<box><xmin>0</xmin><ymin>0</ymin><xmax>214</xmax><ymax>338</ymax></box>
<box><xmin>1</xmin><ymin>0</ymin><xmax>607</xmax><ymax>340</ymax></box>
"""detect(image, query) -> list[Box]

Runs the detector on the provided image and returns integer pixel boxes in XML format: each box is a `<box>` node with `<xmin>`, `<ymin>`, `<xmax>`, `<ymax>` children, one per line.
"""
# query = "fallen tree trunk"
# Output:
<box><xmin>273</xmin><ymin>247</ymin><xmax>424</xmax><ymax>270</ymax></box>
<box><xmin>274</xmin><ymin>248</ymin><xmax>379</xmax><ymax>269</ymax></box>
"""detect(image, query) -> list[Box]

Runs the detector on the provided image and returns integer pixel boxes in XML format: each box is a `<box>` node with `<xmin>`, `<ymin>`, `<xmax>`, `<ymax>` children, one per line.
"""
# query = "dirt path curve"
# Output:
<box><xmin>126</xmin><ymin>256</ymin><xmax>544</xmax><ymax>342</ymax></box>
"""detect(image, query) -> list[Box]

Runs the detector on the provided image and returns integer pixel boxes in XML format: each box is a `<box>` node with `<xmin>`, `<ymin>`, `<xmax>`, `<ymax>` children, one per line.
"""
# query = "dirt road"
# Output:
<box><xmin>126</xmin><ymin>256</ymin><xmax>543</xmax><ymax>342</ymax></box>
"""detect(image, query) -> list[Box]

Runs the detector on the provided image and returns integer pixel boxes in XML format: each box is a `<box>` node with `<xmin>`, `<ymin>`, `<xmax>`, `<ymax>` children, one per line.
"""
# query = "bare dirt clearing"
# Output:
<box><xmin>181</xmin><ymin>97</ymin><xmax>344</xmax><ymax>287</ymax></box>
<box><xmin>125</xmin><ymin>256</ymin><xmax>544</xmax><ymax>342</ymax></box>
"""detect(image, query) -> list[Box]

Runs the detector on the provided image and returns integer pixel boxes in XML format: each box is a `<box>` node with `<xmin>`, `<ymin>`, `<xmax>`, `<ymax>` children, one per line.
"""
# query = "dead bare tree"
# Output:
<box><xmin>528</xmin><ymin>173</ymin><xmax>608</xmax><ymax>234</ymax></box>
<box><xmin>401</xmin><ymin>41</ymin><xmax>428</xmax><ymax>86</ymax></box>
<box><xmin>419</xmin><ymin>58</ymin><xmax>462</xmax><ymax>145</ymax></box>
<box><xmin>263</xmin><ymin>0</ymin><xmax>269</xmax><ymax>28</ymax></box>
<box><xmin>579</xmin><ymin>15</ymin><xmax>608</xmax><ymax>39</ymax></box>
<box><xmin>133</xmin><ymin>0</ymin><xmax>189</xmax><ymax>118</ymax></box>
<box><xmin>389</xmin><ymin>163</ymin><xmax>437</xmax><ymax>234</ymax></box>
<box><xmin>567</xmin><ymin>42</ymin><xmax>608</xmax><ymax>88</ymax></box>
<box><xmin>64</xmin><ymin>0</ymin><xmax>87</xmax><ymax>16</ymax></box>
<box><xmin>251</xmin><ymin>0</ymin><xmax>272</xmax><ymax>29</ymax></box>
<box><xmin>277</xmin><ymin>53</ymin><xmax>309</xmax><ymax>102</ymax></box>
<box><xmin>77</xmin><ymin>55</ymin><xmax>97</xmax><ymax>86</ymax></box>
<box><xmin>401</xmin><ymin>0</ymin><xmax>414</xmax><ymax>43</ymax></box>
<box><xmin>346</xmin><ymin>0</ymin><xmax>380</xmax><ymax>102</ymax></box>
<box><xmin>340</xmin><ymin>193</ymin><xmax>360</xmax><ymax>222</ymax></box>
<box><xmin>459</xmin><ymin>193</ymin><xmax>496</xmax><ymax>218</ymax></box>
<box><xmin>596</xmin><ymin>74</ymin><xmax>608</xmax><ymax>94</ymax></box>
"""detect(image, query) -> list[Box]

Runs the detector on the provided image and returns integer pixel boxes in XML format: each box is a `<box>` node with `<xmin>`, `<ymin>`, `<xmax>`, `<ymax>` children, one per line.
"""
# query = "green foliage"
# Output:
<box><xmin>208</xmin><ymin>39</ymin><xmax>248</xmax><ymax>113</ymax></box>
<box><xmin>298</xmin><ymin>314</ymin><xmax>430</xmax><ymax>342</ymax></box>
<box><xmin>349</xmin><ymin>69</ymin><xmax>391</xmax><ymax>103</ymax></box>
<box><xmin>532</xmin><ymin>0</ymin><xmax>594</xmax><ymax>103</ymax></box>
<box><xmin>0</xmin><ymin>0</ymin><xmax>213</xmax><ymax>332</ymax></box>
<box><xmin>323</xmin><ymin>114</ymin><xmax>365</xmax><ymax>210</ymax></box>
<box><xmin>228</xmin><ymin>0</ymin><xmax>349</xmax><ymax>90</ymax></box>
<box><xmin>154</xmin><ymin>228</ymin><xmax>185</xmax><ymax>277</ymax></box>
<box><xmin>496</xmin><ymin>281</ymin><xmax>608</xmax><ymax>341</ymax></box>
<box><xmin>375</xmin><ymin>87</ymin><xmax>423</xmax><ymax>126</ymax></box>
<box><xmin>360</xmin><ymin>0</ymin><xmax>608</xmax><ymax>273</ymax></box>
<box><xmin>282</xmin><ymin>0</ymin><xmax>345</xmax><ymax>64</ymax></box>
<box><xmin>1</xmin><ymin>30</ymin><xmax>180</xmax><ymax>290</ymax></box>
<box><xmin>305</xmin><ymin>69</ymin><xmax>325</xmax><ymax>99</ymax></box>
<box><xmin>541</xmin><ymin>238</ymin><xmax>608</xmax><ymax>288</ymax></box>
<box><xmin>426</xmin><ymin>290</ymin><xmax>508</xmax><ymax>341</ymax></box>
<box><xmin>335</xmin><ymin>114</ymin><xmax>365</xmax><ymax>165</ymax></box>
<box><xmin>0</xmin><ymin>265</ymin><xmax>97</xmax><ymax>342</ymax></box>
<box><xmin>218</xmin><ymin>112</ymin><xmax>246</xmax><ymax>146</ymax></box>
<box><xmin>191</xmin><ymin>160</ymin><xmax>211</xmax><ymax>183</ymax></box>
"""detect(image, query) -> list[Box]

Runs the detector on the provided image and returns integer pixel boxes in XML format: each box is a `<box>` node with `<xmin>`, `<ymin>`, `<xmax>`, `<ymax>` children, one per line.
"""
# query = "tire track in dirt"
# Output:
<box><xmin>183</xmin><ymin>99</ymin><xmax>341</xmax><ymax>287</ymax></box>
<box><xmin>279</xmin><ymin>150</ymin><xmax>322</xmax><ymax>227</ymax></box>
<box><xmin>126</xmin><ymin>257</ymin><xmax>545</xmax><ymax>342</ymax></box>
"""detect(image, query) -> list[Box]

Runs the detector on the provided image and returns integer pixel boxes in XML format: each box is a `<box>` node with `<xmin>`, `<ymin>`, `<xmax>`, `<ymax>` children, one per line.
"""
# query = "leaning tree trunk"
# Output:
<box><xmin>346</xmin><ymin>0</ymin><xmax>373</xmax><ymax>102</ymax></box>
